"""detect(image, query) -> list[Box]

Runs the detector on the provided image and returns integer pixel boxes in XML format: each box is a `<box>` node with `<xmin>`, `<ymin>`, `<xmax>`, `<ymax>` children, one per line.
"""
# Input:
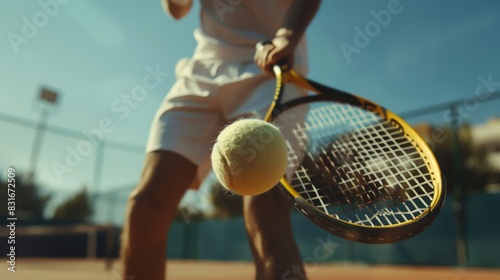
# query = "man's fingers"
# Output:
<box><xmin>254</xmin><ymin>47</ymin><xmax>264</xmax><ymax>67</ymax></box>
<box><xmin>255</xmin><ymin>41</ymin><xmax>296</xmax><ymax>76</ymax></box>
<box><xmin>267</xmin><ymin>49</ymin><xmax>294</xmax><ymax>71</ymax></box>
<box><xmin>254</xmin><ymin>43</ymin><xmax>275</xmax><ymax>75</ymax></box>
<box><xmin>267</xmin><ymin>50</ymin><xmax>284</xmax><ymax>66</ymax></box>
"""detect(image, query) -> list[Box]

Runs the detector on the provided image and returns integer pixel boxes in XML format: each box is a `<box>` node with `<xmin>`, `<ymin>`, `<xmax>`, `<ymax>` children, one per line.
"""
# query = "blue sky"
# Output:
<box><xmin>1</xmin><ymin>0</ymin><xmax>499</xmax><ymax>221</ymax></box>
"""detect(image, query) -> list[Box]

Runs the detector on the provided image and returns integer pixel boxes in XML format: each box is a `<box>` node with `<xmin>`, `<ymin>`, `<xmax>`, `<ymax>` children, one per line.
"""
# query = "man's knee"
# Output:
<box><xmin>245</xmin><ymin>188</ymin><xmax>291</xmax><ymax>216</ymax></box>
<box><xmin>127</xmin><ymin>186</ymin><xmax>168</xmax><ymax>213</ymax></box>
<box><xmin>244</xmin><ymin>189</ymin><xmax>294</xmax><ymax>235</ymax></box>
<box><xmin>128</xmin><ymin>150</ymin><xmax>196</xmax><ymax>211</ymax></box>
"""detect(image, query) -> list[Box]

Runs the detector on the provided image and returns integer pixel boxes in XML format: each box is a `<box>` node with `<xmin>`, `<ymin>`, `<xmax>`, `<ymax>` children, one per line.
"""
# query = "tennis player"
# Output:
<box><xmin>120</xmin><ymin>0</ymin><xmax>321</xmax><ymax>279</ymax></box>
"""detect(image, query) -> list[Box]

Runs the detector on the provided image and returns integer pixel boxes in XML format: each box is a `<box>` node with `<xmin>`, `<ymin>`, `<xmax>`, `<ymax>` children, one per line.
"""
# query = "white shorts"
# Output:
<box><xmin>146</xmin><ymin>31</ymin><xmax>308</xmax><ymax>189</ymax></box>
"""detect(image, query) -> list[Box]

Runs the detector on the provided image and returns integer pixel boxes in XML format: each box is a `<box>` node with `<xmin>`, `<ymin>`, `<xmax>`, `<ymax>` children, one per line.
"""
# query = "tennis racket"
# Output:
<box><xmin>262</xmin><ymin>51</ymin><xmax>446</xmax><ymax>244</ymax></box>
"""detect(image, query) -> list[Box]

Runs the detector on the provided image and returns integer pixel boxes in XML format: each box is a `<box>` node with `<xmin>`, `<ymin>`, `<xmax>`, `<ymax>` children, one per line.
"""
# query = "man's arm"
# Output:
<box><xmin>161</xmin><ymin>0</ymin><xmax>192</xmax><ymax>20</ymax></box>
<box><xmin>255</xmin><ymin>0</ymin><xmax>321</xmax><ymax>74</ymax></box>
<box><xmin>276</xmin><ymin>0</ymin><xmax>321</xmax><ymax>49</ymax></box>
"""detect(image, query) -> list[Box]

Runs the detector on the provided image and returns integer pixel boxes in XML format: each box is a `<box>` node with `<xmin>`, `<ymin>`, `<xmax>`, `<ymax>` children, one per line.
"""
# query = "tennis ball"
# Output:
<box><xmin>211</xmin><ymin>119</ymin><xmax>288</xmax><ymax>196</ymax></box>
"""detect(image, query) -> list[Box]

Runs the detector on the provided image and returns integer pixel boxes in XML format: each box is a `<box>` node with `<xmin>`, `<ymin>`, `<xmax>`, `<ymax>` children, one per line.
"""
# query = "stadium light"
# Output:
<box><xmin>28</xmin><ymin>88</ymin><xmax>59</xmax><ymax>180</ymax></box>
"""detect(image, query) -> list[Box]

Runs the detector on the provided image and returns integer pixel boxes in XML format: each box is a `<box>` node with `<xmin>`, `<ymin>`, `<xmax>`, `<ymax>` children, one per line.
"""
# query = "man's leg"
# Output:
<box><xmin>120</xmin><ymin>150</ymin><xmax>196</xmax><ymax>280</ymax></box>
<box><xmin>244</xmin><ymin>188</ymin><xmax>306</xmax><ymax>280</ymax></box>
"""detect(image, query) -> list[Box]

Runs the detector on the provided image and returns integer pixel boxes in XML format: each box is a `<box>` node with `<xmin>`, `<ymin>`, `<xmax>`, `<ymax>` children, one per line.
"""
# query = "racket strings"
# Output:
<box><xmin>278</xmin><ymin>102</ymin><xmax>435</xmax><ymax>226</ymax></box>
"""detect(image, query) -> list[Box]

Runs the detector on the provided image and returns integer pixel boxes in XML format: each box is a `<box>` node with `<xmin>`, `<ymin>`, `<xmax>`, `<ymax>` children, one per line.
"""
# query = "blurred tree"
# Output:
<box><xmin>0</xmin><ymin>172</ymin><xmax>51</xmax><ymax>219</ymax></box>
<box><xmin>463</xmin><ymin>126</ymin><xmax>491</xmax><ymax>193</ymax></box>
<box><xmin>53</xmin><ymin>187</ymin><xmax>93</xmax><ymax>223</ymax></box>
<box><xmin>432</xmin><ymin>125</ymin><xmax>456</xmax><ymax>193</ymax></box>
<box><xmin>431</xmin><ymin>123</ymin><xmax>491</xmax><ymax>193</ymax></box>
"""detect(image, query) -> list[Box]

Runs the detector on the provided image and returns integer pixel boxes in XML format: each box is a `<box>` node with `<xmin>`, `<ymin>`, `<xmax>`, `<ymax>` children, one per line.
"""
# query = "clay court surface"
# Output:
<box><xmin>1</xmin><ymin>259</ymin><xmax>500</xmax><ymax>280</ymax></box>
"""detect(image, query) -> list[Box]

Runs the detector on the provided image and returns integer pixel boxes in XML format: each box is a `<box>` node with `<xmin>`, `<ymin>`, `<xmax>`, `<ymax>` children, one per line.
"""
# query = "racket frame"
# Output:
<box><xmin>269</xmin><ymin>65</ymin><xmax>446</xmax><ymax>244</ymax></box>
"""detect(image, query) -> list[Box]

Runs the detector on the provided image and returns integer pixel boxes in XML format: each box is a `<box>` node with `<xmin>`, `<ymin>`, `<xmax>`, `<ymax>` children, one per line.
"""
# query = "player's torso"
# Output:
<box><xmin>199</xmin><ymin>0</ymin><xmax>293</xmax><ymax>46</ymax></box>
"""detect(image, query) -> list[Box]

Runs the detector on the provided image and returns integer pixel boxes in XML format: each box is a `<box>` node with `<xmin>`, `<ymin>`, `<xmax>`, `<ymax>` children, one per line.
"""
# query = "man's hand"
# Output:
<box><xmin>254</xmin><ymin>0</ymin><xmax>321</xmax><ymax>76</ymax></box>
<box><xmin>254</xmin><ymin>35</ymin><xmax>296</xmax><ymax>76</ymax></box>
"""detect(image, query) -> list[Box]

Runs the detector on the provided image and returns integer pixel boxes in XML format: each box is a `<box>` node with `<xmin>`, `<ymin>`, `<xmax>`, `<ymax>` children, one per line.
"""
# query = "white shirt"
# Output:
<box><xmin>192</xmin><ymin>0</ymin><xmax>308</xmax><ymax>70</ymax></box>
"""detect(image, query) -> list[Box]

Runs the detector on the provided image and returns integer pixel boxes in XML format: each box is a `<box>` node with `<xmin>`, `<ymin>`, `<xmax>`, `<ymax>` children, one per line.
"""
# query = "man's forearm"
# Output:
<box><xmin>162</xmin><ymin>0</ymin><xmax>192</xmax><ymax>20</ymax></box>
<box><xmin>277</xmin><ymin>0</ymin><xmax>321</xmax><ymax>44</ymax></box>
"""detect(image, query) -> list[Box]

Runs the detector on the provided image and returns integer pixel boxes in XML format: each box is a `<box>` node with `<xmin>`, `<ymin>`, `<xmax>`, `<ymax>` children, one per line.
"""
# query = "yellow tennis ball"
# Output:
<box><xmin>211</xmin><ymin>119</ymin><xmax>288</xmax><ymax>195</ymax></box>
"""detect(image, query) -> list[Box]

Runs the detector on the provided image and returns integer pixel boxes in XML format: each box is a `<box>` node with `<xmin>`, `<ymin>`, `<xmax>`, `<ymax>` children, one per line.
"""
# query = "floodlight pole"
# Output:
<box><xmin>28</xmin><ymin>107</ymin><xmax>49</xmax><ymax>180</ymax></box>
<box><xmin>28</xmin><ymin>88</ymin><xmax>58</xmax><ymax>181</ymax></box>
<box><xmin>450</xmin><ymin>104</ymin><xmax>467</xmax><ymax>267</ymax></box>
